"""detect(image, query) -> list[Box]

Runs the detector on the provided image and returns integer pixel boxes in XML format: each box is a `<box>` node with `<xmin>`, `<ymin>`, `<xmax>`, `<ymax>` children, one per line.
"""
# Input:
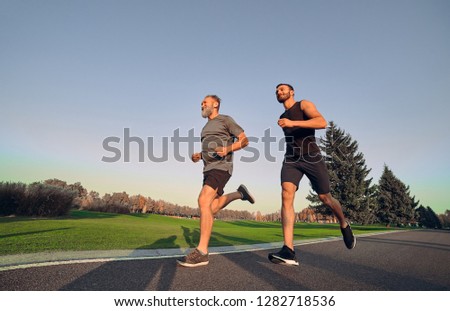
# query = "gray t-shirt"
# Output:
<box><xmin>201</xmin><ymin>114</ymin><xmax>244</xmax><ymax>175</ymax></box>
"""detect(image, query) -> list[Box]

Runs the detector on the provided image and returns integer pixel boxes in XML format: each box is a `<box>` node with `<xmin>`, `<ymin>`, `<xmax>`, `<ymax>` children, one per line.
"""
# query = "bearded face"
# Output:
<box><xmin>201</xmin><ymin>96</ymin><xmax>217</xmax><ymax>118</ymax></box>
<box><xmin>276</xmin><ymin>85</ymin><xmax>293</xmax><ymax>103</ymax></box>
<box><xmin>201</xmin><ymin>105</ymin><xmax>213</xmax><ymax>118</ymax></box>
<box><xmin>276</xmin><ymin>92</ymin><xmax>290</xmax><ymax>103</ymax></box>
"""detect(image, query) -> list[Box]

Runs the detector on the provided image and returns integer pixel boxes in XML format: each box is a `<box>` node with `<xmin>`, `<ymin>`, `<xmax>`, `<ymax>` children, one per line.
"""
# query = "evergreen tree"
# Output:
<box><xmin>406</xmin><ymin>190</ymin><xmax>420</xmax><ymax>225</ymax></box>
<box><xmin>429</xmin><ymin>207</ymin><xmax>442</xmax><ymax>229</ymax></box>
<box><xmin>377</xmin><ymin>165</ymin><xmax>413</xmax><ymax>226</ymax></box>
<box><xmin>416</xmin><ymin>205</ymin><xmax>442</xmax><ymax>229</ymax></box>
<box><xmin>307</xmin><ymin>121</ymin><xmax>376</xmax><ymax>224</ymax></box>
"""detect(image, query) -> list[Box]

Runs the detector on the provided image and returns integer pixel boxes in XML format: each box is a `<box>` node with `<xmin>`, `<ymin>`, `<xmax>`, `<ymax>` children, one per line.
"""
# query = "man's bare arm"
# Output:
<box><xmin>278</xmin><ymin>100</ymin><xmax>327</xmax><ymax>129</ymax></box>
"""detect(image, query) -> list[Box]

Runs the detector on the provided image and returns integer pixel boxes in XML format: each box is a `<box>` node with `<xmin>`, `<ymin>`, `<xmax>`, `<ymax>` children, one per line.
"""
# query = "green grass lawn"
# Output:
<box><xmin>0</xmin><ymin>210</ymin><xmax>397</xmax><ymax>256</ymax></box>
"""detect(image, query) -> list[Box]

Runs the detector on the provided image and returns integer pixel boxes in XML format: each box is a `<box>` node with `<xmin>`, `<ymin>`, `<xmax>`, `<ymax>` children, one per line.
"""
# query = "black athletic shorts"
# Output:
<box><xmin>203</xmin><ymin>169</ymin><xmax>231</xmax><ymax>196</ymax></box>
<box><xmin>281</xmin><ymin>153</ymin><xmax>330</xmax><ymax>194</ymax></box>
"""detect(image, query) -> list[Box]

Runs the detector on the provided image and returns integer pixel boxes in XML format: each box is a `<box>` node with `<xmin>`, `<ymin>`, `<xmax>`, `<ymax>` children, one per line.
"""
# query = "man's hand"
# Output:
<box><xmin>214</xmin><ymin>146</ymin><xmax>230</xmax><ymax>158</ymax></box>
<box><xmin>191</xmin><ymin>152</ymin><xmax>202</xmax><ymax>163</ymax></box>
<box><xmin>278</xmin><ymin>118</ymin><xmax>294</xmax><ymax>128</ymax></box>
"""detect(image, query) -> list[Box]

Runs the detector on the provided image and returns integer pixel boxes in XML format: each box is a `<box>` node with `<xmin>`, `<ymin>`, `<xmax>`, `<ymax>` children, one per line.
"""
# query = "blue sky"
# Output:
<box><xmin>1</xmin><ymin>0</ymin><xmax>449</xmax><ymax>215</ymax></box>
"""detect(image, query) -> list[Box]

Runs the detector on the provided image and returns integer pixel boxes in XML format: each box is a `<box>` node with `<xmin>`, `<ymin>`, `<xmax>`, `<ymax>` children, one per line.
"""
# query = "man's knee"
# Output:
<box><xmin>318</xmin><ymin>193</ymin><xmax>333</xmax><ymax>206</ymax></box>
<box><xmin>198</xmin><ymin>194</ymin><xmax>211</xmax><ymax>208</ymax></box>
<box><xmin>281</xmin><ymin>183</ymin><xmax>296</xmax><ymax>205</ymax></box>
<box><xmin>198</xmin><ymin>186</ymin><xmax>217</xmax><ymax>208</ymax></box>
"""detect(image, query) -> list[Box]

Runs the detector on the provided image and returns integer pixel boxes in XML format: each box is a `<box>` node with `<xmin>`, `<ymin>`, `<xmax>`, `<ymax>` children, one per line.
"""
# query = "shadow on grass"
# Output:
<box><xmin>181</xmin><ymin>226</ymin><xmax>199</xmax><ymax>248</ymax></box>
<box><xmin>126</xmin><ymin>213</ymin><xmax>150</xmax><ymax>219</ymax></box>
<box><xmin>0</xmin><ymin>217</ymin><xmax>34</xmax><ymax>224</ymax></box>
<box><xmin>224</xmin><ymin>221</ymin><xmax>281</xmax><ymax>229</ymax></box>
<box><xmin>0</xmin><ymin>227</ymin><xmax>72</xmax><ymax>239</ymax></box>
<box><xmin>0</xmin><ymin>210</ymin><xmax>121</xmax><ymax>223</ymax></box>
<box><xmin>180</xmin><ymin>225</ymin><xmax>271</xmax><ymax>248</ymax></box>
<box><xmin>135</xmin><ymin>235</ymin><xmax>180</xmax><ymax>250</ymax></box>
<box><xmin>209</xmin><ymin>231</ymin><xmax>268</xmax><ymax>247</ymax></box>
<box><xmin>351</xmin><ymin>226</ymin><xmax>399</xmax><ymax>232</ymax></box>
<box><xmin>68</xmin><ymin>210</ymin><xmax>121</xmax><ymax>220</ymax></box>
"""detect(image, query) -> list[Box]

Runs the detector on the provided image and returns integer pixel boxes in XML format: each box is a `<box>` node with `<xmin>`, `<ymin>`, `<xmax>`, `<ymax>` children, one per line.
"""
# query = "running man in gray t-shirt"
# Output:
<box><xmin>177</xmin><ymin>95</ymin><xmax>255</xmax><ymax>268</ymax></box>
<box><xmin>200</xmin><ymin>114</ymin><xmax>243</xmax><ymax>175</ymax></box>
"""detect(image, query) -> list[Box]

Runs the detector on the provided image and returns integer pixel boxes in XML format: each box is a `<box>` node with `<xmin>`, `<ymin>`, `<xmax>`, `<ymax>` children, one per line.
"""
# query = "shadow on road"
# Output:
<box><xmin>40</xmin><ymin>230</ymin><xmax>450</xmax><ymax>291</ymax></box>
<box><xmin>61</xmin><ymin>235</ymin><xmax>181</xmax><ymax>290</ymax></box>
<box><xmin>360</xmin><ymin>236</ymin><xmax>450</xmax><ymax>252</ymax></box>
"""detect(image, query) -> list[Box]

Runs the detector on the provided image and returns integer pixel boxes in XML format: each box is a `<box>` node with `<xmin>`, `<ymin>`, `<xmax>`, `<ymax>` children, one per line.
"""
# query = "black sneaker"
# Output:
<box><xmin>176</xmin><ymin>248</ymin><xmax>209</xmax><ymax>267</ymax></box>
<box><xmin>237</xmin><ymin>184</ymin><xmax>255</xmax><ymax>204</ymax></box>
<box><xmin>268</xmin><ymin>245</ymin><xmax>299</xmax><ymax>266</ymax></box>
<box><xmin>341</xmin><ymin>221</ymin><xmax>356</xmax><ymax>249</ymax></box>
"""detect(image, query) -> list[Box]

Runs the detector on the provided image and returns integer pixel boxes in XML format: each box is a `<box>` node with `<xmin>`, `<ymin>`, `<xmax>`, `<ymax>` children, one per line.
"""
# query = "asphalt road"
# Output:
<box><xmin>1</xmin><ymin>230</ymin><xmax>449</xmax><ymax>291</ymax></box>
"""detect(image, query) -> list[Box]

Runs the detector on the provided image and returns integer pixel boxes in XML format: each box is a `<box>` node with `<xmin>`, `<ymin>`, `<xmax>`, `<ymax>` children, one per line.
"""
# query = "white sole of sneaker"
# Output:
<box><xmin>176</xmin><ymin>260</ymin><xmax>209</xmax><ymax>268</ymax></box>
<box><xmin>269</xmin><ymin>255</ymin><xmax>299</xmax><ymax>266</ymax></box>
<box><xmin>349</xmin><ymin>237</ymin><xmax>356</xmax><ymax>249</ymax></box>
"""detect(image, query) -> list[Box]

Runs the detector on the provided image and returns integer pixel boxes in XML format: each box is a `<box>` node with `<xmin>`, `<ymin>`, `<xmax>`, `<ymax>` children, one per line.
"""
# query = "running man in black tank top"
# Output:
<box><xmin>268</xmin><ymin>83</ymin><xmax>356</xmax><ymax>266</ymax></box>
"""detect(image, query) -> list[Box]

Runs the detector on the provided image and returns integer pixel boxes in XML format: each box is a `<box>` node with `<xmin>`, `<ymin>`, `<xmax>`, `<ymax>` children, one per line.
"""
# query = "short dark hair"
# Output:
<box><xmin>205</xmin><ymin>94</ymin><xmax>221</xmax><ymax>108</ymax></box>
<box><xmin>276</xmin><ymin>83</ymin><xmax>294</xmax><ymax>91</ymax></box>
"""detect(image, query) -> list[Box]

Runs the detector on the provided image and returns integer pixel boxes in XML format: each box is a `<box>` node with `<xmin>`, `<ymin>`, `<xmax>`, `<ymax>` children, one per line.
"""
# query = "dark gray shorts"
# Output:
<box><xmin>281</xmin><ymin>153</ymin><xmax>330</xmax><ymax>194</ymax></box>
<box><xmin>203</xmin><ymin>169</ymin><xmax>231</xmax><ymax>196</ymax></box>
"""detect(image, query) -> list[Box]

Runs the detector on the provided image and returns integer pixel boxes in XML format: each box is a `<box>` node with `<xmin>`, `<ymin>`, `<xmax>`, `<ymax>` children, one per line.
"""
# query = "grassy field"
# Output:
<box><xmin>0</xmin><ymin>210</ymin><xmax>397</xmax><ymax>256</ymax></box>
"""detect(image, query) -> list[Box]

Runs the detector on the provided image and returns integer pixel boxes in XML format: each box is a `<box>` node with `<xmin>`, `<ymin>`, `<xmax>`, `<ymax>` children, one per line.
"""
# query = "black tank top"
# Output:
<box><xmin>280</xmin><ymin>101</ymin><xmax>321</xmax><ymax>157</ymax></box>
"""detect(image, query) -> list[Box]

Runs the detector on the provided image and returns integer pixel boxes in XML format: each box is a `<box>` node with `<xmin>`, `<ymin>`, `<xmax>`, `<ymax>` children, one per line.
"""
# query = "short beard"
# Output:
<box><xmin>277</xmin><ymin>94</ymin><xmax>289</xmax><ymax>103</ymax></box>
<box><xmin>201</xmin><ymin>106</ymin><xmax>213</xmax><ymax>118</ymax></box>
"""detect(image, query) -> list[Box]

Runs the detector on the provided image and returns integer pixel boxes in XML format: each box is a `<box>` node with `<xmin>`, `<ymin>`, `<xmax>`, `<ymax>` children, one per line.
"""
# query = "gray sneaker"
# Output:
<box><xmin>237</xmin><ymin>184</ymin><xmax>255</xmax><ymax>204</ymax></box>
<box><xmin>177</xmin><ymin>248</ymin><xmax>209</xmax><ymax>267</ymax></box>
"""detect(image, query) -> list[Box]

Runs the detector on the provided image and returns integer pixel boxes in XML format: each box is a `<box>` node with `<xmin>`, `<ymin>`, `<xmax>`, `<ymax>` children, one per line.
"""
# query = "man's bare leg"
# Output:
<box><xmin>319</xmin><ymin>192</ymin><xmax>356</xmax><ymax>249</ymax></box>
<box><xmin>318</xmin><ymin>193</ymin><xmax>347</xmax><ymax>228</ymax></box>
<box><xmin>211</xmin><ymin>191</ymin><xmax>242</xmax><ymax>215</ymax></box>
<box><xmin>281</xmin><ymin>182</ymin><xmax>297</xmax><ymax>250</ymax></box>
<box><xmin>196</xmin><ymin>185</ymin><xmax>219</xmax><ymax>254</ymax></box>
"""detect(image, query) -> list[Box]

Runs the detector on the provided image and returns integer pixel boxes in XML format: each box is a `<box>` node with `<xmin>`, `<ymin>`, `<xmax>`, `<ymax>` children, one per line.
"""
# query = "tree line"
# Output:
<box><xmin>0</xmin><ymin>178</ymin><xmax>253</xmax><ymax>220</ymax></box>
<box><xmin>0</xmin><ymin>121</ymin><xmax>446</xmax><ymax>227</ymax></box>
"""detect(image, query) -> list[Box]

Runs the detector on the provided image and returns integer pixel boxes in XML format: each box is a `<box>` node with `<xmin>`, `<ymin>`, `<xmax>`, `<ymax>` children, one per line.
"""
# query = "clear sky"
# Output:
<box><xmin>1</xmin><ymin>0</ymin><xmax>449</xmax><ymax>215</ymax></box>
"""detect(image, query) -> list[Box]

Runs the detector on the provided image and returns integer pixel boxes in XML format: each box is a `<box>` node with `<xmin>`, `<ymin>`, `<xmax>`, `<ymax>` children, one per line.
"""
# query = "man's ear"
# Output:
<box><xmin>213</xmin><ymin>102</ymin><xmax>219</xmax><ymax>108</ymax></box>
